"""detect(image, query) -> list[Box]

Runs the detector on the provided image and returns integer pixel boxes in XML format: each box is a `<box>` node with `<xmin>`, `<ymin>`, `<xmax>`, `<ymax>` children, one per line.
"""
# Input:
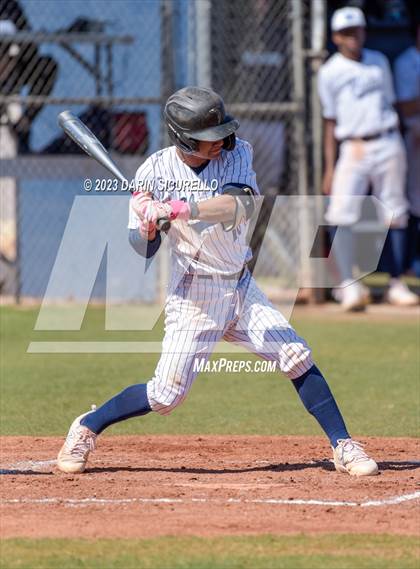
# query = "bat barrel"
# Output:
<box><xmin>57</xmin><ymin>110</ymin><xmax>76</xmax><ymax>128</ymax></box>
<box><xmin>58</xmin><ymin>110</ymin><xmax>128</xmax><ymax>184</ymax></box>
<box><xmin>58</xmin><ymin>110</ymin><xmax>171</xmax><ymax>231</ymax></box>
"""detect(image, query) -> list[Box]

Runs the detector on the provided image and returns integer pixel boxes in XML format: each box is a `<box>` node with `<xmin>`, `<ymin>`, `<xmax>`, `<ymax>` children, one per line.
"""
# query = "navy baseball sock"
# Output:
<box><xmin>389</xmin><ymin>228</ymin><xmax>407</xmax><ymax>278</ymax></box>
<box><xmin>80</xmin><ymin>383</ymin><xmax>151</xmax><ymax>435</ymax></box>
<box><xmin>291</xmin><ymin>365</ymin><xmax>349</xmax><ymax>448</ymax></box>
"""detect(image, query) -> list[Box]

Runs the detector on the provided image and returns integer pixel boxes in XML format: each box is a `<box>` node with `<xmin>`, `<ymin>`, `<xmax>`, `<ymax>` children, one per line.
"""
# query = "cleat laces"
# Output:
<box><xmin>66</xmin><ymin>428</ymin><xmax>96</xmax><ymax>458</ymax></box>
<box><xmin>337</xmin><ymin>439</ymin><xmax>370</xmax><ymax>464</ymax></box>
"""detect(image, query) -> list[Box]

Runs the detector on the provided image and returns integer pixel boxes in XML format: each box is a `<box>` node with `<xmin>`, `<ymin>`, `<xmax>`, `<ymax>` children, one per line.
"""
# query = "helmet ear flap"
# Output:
<box><xmin>223</xmin><ymin>133</ymin><xmax>236</xmax><ymax>151</ymax></box>
<box><xmin>166</xmin><ymin>122</ymin><xmax>199</xmax><ymax>153</ymax></box>
<box><xmin>187</xmin><ymin>137</ymin><xmax>200</xmax><ymax>152</ymax></box>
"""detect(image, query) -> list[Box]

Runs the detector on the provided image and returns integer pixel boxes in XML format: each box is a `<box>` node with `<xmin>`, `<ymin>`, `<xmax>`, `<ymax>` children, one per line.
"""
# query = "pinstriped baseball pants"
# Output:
<box><xmin>147</xmin><ymin>269</ymin><xmax>313</xmax><ymax>415</ymax></box>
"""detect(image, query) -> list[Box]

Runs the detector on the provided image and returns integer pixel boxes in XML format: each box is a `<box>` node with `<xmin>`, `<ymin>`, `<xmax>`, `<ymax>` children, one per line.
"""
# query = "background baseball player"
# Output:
<box><xmin>57</xmin><ymin>86</ymin><xmax>378</xmax><ymax>477</ymax></box>
<box><xmin>319</xmin><ymin>6</ymin><xmax>418</xmax><ymax>311</ymax></box>
<box><xmin>394</xmin><ymin>19</ymin><xmax>420</xmax><ymax>278</ymax></box>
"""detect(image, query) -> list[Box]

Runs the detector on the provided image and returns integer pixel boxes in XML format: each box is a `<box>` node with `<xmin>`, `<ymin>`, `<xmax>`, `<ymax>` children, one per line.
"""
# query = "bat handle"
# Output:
<box><xmin>157</xmin><ymin>217</ymin><xmax>171</xmax><ymax>232</ymax></box>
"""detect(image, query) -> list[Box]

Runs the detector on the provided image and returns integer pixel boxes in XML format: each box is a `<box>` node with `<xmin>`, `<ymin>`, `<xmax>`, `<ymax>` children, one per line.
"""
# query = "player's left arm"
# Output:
<box><xmin>196</xmin><ymin>140</ymin><xmax>258</xmax><ymax>229</ymax></box>
<box><xmin>185</xmin><ymin>185</ymin><xmax>256</xmax><ymax>229</ymax></box>
<box><xmin>393</xmin><ymin>55</ymin><xmax>420</xmax><ymax>119</ymax></box>
<box><xmin>142</xmin><ymin>186</ymin><xmax>255</xmax><ymax>227</ymax></box>
<box><xmin>142</xmin><ymin>141</ymin><xmax>258</xmax><ymax>227</ymax></box>
<box><xmin>379</xmin><ymin>53</ymin><xmax>397</xmax><ymax>108</ymax></box>
<box><xmin>171</xmin><ymin>140</ymin><xmax>258</xmax><ymax>224</ymax></box>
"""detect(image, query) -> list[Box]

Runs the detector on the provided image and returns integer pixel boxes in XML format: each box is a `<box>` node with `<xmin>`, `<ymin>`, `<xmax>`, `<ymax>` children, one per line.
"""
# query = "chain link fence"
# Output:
<box><xmin>207</xmin><ymin>0</ymin><xmax>323</xmax><ymax>291</ymax></box>
<box><xmin>0</xmin><ymin>0</ymin><xmax>322</xmax><ymax>302</ymax></box>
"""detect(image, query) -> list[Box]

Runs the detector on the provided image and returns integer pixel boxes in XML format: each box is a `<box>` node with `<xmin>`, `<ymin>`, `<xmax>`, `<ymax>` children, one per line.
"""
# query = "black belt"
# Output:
<box><xmin>185</xmin><ymin>265</ymin><xmax>247</xmax><ymax>281</ymax></box>
<box><xmin>343</xmin><ymin>127</ymin><xmax>397</xmax><ymax>142</ymax></box>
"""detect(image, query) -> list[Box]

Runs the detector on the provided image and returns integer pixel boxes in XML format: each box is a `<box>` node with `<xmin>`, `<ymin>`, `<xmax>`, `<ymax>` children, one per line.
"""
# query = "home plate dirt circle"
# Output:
<box><xmin>1</xmin><ymin>435</ymin><xmax>419</xmax><ymax>539</ymax></box>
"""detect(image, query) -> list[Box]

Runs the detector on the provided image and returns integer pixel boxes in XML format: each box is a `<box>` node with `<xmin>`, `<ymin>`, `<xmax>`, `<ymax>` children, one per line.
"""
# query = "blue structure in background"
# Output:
<box><xmin>18</xmin><ymin>0</ymin><xmax>193</xmax><ymax>299</ymax></box>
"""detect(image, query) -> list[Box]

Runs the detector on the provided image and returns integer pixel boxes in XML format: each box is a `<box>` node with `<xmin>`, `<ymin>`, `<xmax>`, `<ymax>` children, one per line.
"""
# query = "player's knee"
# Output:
<box><xmin>325</xmin><ymin>208</ymin><xmax>360</xmax><ymax>226</ymax></box>
<box><xmin>278</xmin><ymin>342</ymin><xmax>313</xmax><ymax>379</ymax></box>
<box><xmin>389</xmin><ymin>212</ymin><xmax>409</xmax><ymax>229</ymax></box>
<box><xmin>146</xmin><ymin>375</ymin><xmax>190</xmax><ymax>415</ymax></box>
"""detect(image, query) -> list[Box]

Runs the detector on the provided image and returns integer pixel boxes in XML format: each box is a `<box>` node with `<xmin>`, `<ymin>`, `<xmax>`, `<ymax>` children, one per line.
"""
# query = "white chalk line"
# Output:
<box><xmin>0</xmin><ymin>459</ymin><xmax>57</xmax><ymax>474</ymax></box>
<box><xmin>1</xmin><ymin>491</ymin><xmax>419</xmax><ymax>509</ymax></box>
<box><xmin>1</xmin><ymin>460</ymin><xmax>419</xmax><ymax>508</ymax></box>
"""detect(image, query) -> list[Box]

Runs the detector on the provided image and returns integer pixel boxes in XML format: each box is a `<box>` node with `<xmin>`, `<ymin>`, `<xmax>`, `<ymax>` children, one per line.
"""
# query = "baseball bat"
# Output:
<box><xmin>57</xmin><ymin>110</ymin><xmax>170</xmax><ymax>231</ymax></box>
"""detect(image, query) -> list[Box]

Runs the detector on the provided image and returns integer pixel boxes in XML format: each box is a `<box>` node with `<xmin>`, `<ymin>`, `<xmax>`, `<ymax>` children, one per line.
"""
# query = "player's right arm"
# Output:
<box><xmin>128</xmin><ymin>158</ymin><xmax>163</xmax><ymax>258</ymax></box>
<box><xmin>128</xmin><ymin>228</ymin><xmax>161</xmax><ymax>258</ymax></box>
<box><xmin>322</xmin><ymin>118</ymin><xmax>337</xmax><ymax>195</ymax></box>
<box><xmin>394</xmin><ymin>52</ymin><xmax>420</xmax><ymax>122</ymax></box>
<box><xmin>318</xmin><ymin>66</ymin><xmax>338</xmax><ymax>195</ymax></box>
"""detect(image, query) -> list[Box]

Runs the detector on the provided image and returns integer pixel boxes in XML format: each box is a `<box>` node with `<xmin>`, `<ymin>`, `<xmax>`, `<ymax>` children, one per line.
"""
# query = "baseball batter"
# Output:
<box><xmin>57</xmin><ymin>86</ymin><xmax>378</xmax><ymax>476</ymax></box>
<box><xmin>319</xmin><ymin>6</ymin><xmax>418</xmax><ymax>310</ymax></box>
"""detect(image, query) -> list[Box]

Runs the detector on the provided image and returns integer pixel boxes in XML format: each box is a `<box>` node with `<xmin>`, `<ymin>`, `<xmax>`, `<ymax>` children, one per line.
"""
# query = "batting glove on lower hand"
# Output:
<box><xmin>149</xmin><ymin>200</ymin><xmax>192</xmax><ymax>222</ymax></box>
<box><xmin>167</xmin><ymin>200</ymin><xmax>192</xmax><ymax>221</ymax></box>
<box><xmin>132</xmin><ymin>192</ymin><xmax>192</xmax><ymax>224</ymax></box>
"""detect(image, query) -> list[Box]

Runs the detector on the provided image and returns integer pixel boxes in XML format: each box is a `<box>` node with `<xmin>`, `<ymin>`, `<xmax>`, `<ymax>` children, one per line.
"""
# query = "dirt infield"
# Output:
<box><xmin>1</xmin><ymin>435</ymin><xmax>419</xmax><ymax>539</ymax></box>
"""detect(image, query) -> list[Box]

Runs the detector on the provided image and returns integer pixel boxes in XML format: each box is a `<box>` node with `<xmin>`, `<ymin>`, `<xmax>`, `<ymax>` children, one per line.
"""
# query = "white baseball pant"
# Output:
<box><xmin>147</xmin><ymin>269</ymin><xmax>313</xmax><ymax>415</ymax></box>
<box><xmin>326</xmin><ymin>131</ymin><xmax>409</xmax><ymax>228</ymax></box>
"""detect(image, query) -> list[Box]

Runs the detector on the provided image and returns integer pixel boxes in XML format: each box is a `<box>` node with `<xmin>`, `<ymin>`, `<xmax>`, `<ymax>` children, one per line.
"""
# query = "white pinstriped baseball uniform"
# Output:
<box><xmin>128</xmin><ymin>138</ymin><xmax>313</xmax><ymax>414</ymax></box>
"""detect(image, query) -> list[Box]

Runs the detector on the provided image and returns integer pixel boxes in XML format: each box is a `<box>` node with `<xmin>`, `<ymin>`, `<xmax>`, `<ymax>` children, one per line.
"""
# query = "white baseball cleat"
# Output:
<box><xmin>333</xmin><ymin>438</ymin><xmax>378</xmax><ymax>476</ymax></box>
<box><xmin>57</xmin><ymin>405</ymin><xmax>97</xmax><ymax>474</ymax></box>
<box><xmin>387</xmin><ymin>279</ymin><xmax>418</xmax><ymax>307</ymax></box>
<box><xmin>334</xmin><ymin>280</ymin><xmax>370</xmax><ymax>312</ymax></box>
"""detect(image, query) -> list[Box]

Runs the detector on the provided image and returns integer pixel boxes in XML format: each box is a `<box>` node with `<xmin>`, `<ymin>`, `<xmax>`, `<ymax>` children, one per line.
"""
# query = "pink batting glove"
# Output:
<box><xmin>168</xmin><ymin>200</ymin><xmax>191</xmax><ymax>221</ymax></box>
<box><xmin>132</xmin><ymin>193</ymin><xmax>191</xmax><ymax>224</ymax></box>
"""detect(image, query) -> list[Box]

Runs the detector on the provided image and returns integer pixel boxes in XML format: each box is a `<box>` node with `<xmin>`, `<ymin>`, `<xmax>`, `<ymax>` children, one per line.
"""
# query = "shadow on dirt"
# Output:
<box><xmin>86</xmin><ymin>460</ymin><xmax>420</xmax><ymax>475</ymax></box>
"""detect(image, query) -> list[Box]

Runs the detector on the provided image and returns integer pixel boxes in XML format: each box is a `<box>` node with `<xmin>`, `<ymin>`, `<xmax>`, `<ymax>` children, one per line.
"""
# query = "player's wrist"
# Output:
<box><xmin>146</xmin><ymin>226</ymin><xmax>158</xmax><ymax>240</ymax></box>
<box><xmin>139</xmin><ymin>218</ymin><xmax>158</xmax><ymax>240</ymax></box>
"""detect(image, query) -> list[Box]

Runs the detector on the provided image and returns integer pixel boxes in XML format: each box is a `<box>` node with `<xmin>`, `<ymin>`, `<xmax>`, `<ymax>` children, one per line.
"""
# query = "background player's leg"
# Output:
<box><xmin>381</xmin><ymin>228</ymin><xmax>406</xmax><ymax>278</ymax></box>
<box><xmin>370</xmin><ymin>134</ymin><xmax>417</xmax><ymax>305</ymax></box>
<box><xmin>325</xmin><ymin>141</ymin><xmax>370</xmax><ymax>310</ymax></box>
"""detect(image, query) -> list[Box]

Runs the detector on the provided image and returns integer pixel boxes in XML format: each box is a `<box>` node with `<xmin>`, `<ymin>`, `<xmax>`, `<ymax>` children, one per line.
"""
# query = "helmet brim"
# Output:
<box><xmin>187</xmin><ymin>116</ymin><xmax>239</xmax><ymax>142</ymax></box>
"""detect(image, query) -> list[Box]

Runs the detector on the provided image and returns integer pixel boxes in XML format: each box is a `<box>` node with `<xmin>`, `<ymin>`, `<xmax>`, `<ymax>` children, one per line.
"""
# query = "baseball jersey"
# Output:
<box><xmin>318</xmin><ymin>48</ymin><xmax>398</xmax><ymax>140</ymax></box>
<box><xmin>394</xmin><ymin>46</ymin><xmax>420</xmax><ymax>129</ymax></box>
<box><xmin>128</xmin><ymin>138</ymin><xmax>259</xmax><ymax>276</ymax></box>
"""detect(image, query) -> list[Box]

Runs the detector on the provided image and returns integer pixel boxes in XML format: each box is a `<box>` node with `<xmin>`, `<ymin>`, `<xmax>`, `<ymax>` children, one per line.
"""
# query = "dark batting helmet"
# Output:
<box><xmin>164</xmin><ymin>86</ymin><xmax>239</xmax><ymax>153</ymax></box>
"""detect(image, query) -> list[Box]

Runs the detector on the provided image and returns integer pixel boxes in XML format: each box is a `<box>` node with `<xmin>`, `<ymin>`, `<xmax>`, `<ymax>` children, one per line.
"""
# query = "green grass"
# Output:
<box><xmin>362</xmin><ymin>272</ymin><xmax>420</xmax><ymax>288</ymax></box>
<box><xmin>1</xmin><ymin>534</ymin><xmax>418</xmax><ymax>569</ymax></box>
<box><xmin>0</xmin><ymin>305</ymin><xmax>418</xmax><ymax>437</ymax></box>
<box><xmin>1</xmin><ymin>307</ymin><xmax>419</xmax><ymax>568</ymax></box>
